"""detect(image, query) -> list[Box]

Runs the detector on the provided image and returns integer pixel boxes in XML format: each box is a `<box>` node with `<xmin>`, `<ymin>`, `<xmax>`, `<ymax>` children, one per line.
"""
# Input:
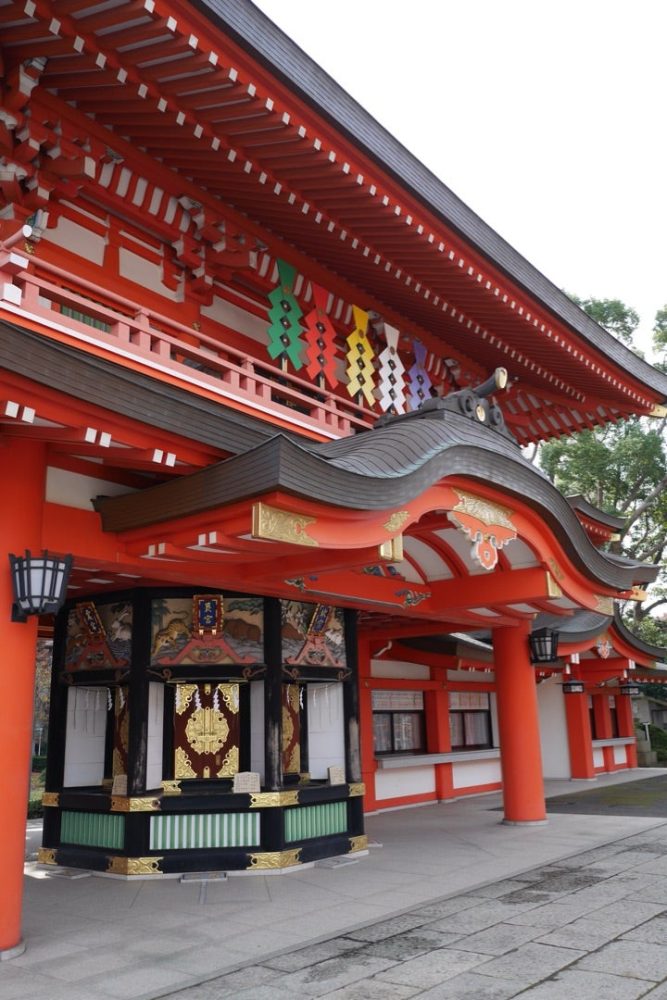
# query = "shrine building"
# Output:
<box><xmin>0</xmin><ymin>0</ymin><xmax>666</xmax><ymax>959</ymax></box>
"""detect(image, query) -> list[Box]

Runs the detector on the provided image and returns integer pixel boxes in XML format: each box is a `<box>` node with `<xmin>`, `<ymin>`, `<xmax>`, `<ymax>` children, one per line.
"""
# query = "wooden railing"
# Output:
<box><xmin>5</xmin><ymin>259</ymin><xmax>375</xmax><ymax>438</ymax></box>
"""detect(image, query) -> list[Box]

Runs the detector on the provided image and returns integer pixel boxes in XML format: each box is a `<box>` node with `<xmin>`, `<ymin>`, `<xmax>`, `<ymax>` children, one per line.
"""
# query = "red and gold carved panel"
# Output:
<box><xmin>152</xmin><ymin>597</ymin><xmax>263</xmax><ymax>666</ymax></box>
<box><xmin>64</xmin><ymin>601</ymin><xmax>133</xmax><ymax>671</ymax></box>
<box><xmin>173</xmin><ymin>683</ymin><xmax>240</xmax><ymax>779</ymax></box>
<box><xmin>282</xmin><ymin>602</ymin><xmax>346</xmax><ymax>668</ymax></box>
<box><xmin>113</xmin><ymin>686</ymin><xmax>129</xmax><ymax>778</ymax></box>
<box><xmin>282</xmin><ymin>684</ymin><xmax>301</xmax><ymax>775</ymax></box>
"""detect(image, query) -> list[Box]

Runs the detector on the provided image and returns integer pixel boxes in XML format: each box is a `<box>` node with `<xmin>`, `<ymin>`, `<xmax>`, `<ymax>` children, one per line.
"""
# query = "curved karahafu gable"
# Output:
<box><xmin>95</xmin><ymin>403</ymin><xmax>655</xmax><ymax>594</ymax></box>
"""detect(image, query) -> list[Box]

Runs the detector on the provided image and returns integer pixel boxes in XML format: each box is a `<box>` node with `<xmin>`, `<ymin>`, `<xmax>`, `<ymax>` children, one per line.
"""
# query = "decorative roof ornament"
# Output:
<box><xmin>375</xmin><ymin>366</ymin><xmax>515</xmax><ymax>442</ymax></box>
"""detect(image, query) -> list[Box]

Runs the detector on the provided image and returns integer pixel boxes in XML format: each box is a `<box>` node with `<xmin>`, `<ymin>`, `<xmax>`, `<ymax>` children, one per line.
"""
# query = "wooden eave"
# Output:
<box><xmin>1</xmin><ymin>0</ymin><xmax>666</xmax><ymax>444</ymax></box>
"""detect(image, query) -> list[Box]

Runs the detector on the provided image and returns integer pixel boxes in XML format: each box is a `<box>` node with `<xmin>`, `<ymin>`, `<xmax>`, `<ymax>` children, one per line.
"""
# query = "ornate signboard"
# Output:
<box><xmin>151</xmin><ymin>596</ymin><xmax>263</xmax><ymax>665</ymax></box>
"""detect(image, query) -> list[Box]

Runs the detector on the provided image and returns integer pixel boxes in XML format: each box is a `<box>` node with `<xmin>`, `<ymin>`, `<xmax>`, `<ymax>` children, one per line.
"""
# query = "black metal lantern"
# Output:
<box><xmin>619</xmin><ymin>683</ymin><xmax>640</xmax><ymax>697</ymax></box>
<box><xmin>529</xmin><ymin>627</ymin><xmax>559</xmax><ymax>664</ymax></box>
<box><xmin>9</xmin><ymin>550</ymin><xmax>72</xmax><ymax>622</ymax></box>
<box><xmin>562</xmin><ymin>680</ymin><xmax>585</xmax><ymax>695</ymax></box>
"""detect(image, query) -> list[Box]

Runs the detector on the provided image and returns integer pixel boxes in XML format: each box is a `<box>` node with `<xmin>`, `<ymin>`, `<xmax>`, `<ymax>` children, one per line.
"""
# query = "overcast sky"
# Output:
<box><xmin>253</xmin><ymin>0</ymin><xmax>667</xmax><ymax>354</ymax></box>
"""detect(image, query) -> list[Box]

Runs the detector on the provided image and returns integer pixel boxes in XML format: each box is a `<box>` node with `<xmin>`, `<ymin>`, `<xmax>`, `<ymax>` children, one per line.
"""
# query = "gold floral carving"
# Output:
<box><xmin>185</xmin><ymin>707</ymin><xmax>229</xmax><ymax>755</ymax></box>
<box><xmin>174</xmin><ymin>747</ymin><xmax>197</xmax><ymax>779</ymax></box>
<box><xmin>348</xmin><ymin>783</ymin><xmax>366</xmax><ymax>797</ymax></box>
<box><xmin>548</xmin><ymin>558</ymin><xmax>565</xmax><ymax>581</ymax></box>
<box><xmin>219</xmin><ymin>683</ymin><xmax>240</xmax><ymax>714</ymax></box>
<box><xmin>161</xmin><ymin>780</ymin><xmax>182</xmax><ymax>795</ymax></box>
<box><xmin>37</xmin><ymin>848</ymin><xmax>57</xmax><ymax>865</ymax></box>
<box><xmin>595</xmin><ymin>596</ymin><xmax>614</xmax><ymax>616</ymax></box>
<box><xmin>349</xmin><ymin>835</ymin><xmax>369</xmax><ymax>853</ymax></box>
<box><xmin>249</xmin><ymin>790</ymin><xmax>300</xmax><ymax>808</ymax></box>
<box><xmin>107</xmin><ymin>856</ymin><xmax>163</xmax><ymax>876</ymax></box>
<box><xmin>175</xmin><ymin>683</ymin><xmax>198</xmax><ymax>716</ymax></box>
<box><xmin>452</xmin><ymin>490</ymin><xmax>515</xmax><ymax>528</ymax></box>
<box><xmin>252</xmin><ymin>502</ymin><xmax>318</xmax><ymax>547</ymax></box>
<box><xmin>111</xmin><ymin>797</ymin><xmax>160</xmax><ymax>813</ymax></box>
<box><xmin>41</xmin><ymin>792</ymin><xmax>60</xmax><ymax>807</ymax></box>
<box><xmin>248</xmin><ymin>848</ymin><xmax>302</xmax><ymax>869</ymax></box>
<box><xmin>383</xmin><ymin>510</ymin><xmax>410</xmax><ymax>533</ymax></box>
<box><xmin>217</xmin><ymin>745</ymin><xmax>239</xmax><ymax>778</ymax></box>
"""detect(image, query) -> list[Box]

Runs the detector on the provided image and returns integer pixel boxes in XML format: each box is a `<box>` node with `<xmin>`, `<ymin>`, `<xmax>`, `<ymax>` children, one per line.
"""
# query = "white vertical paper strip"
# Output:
<box><xmin>377</xmin><ymin>323</ymin><xmax>406</xmax><ymax>413</ymax></box>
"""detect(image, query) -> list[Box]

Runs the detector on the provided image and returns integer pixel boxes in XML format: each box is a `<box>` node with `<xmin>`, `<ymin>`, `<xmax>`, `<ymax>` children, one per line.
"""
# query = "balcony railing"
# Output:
<box><xmin>3</xmin><ymin>257</ymin><xmax>375</xmax><ymax>439</ymax></box>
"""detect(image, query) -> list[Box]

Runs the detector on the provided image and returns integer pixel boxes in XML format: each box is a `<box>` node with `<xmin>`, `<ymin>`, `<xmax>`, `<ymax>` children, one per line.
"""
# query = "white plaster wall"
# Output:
<box><xmin>593</xmin><ymin>748</ymin><xmax>604</xmax><ymax>768</ymax></box>
<box><xmin>145</xmin><ymin>683</ymin><xmax>164</xmax><ymax>790</ymax></box>
<box><xmin>452</xmin><ymin>759</ymin><xmax>501</xmax><ymax>789</ymax></box>
<box><xmin>63</xmin><ymin>686</ymin><xmax>107</xmax><ymax>787</ymax></box>
<box><xmin>250</xmin><ymin>681</ymin><xmax>265</xmax><ymax>782</ymax></box>
<box><xmin>375</xmin><ymin>766</ymin><xmax>435</xmax><ymax>800</ymax></box>
<box><xmin>44</xmin><ymin>217</ymin><xmax>105</xmax><ymax>266</ymax></box>
<box><xmin>119</xmin><ymin>248</ymin><xmax>180</xmax><ymax>300</ymax></box>
<box><xmin>201</xmin><ymin>294</ymin><xmax>268</xmax><ymax>344</ymax></box>
<box><xmin>614</xmin><ymin>744</ymin><xmax>628</xmax><ymax>765</ymax></box>
<box><xmin>307</xmin><ymin>683</ymin><xmax>345</xmax><ymax>780</ymax></box>
<box><xmin>447</xmin><ymin>669</ymin><xmax>494</xmax><ymax>683</ymax></box>
<box><xmin>537</xmin><ymin>676</ymin><xmax>571</xmax><ymax>778</ymax></box>
<box><xmin>371</xmin><ymin>659</ymin><xmax>430</xmax><ymax>679</ymax></box>
<box><xmin>47</xmin><ymin>467</ymin><xmax>135</xmax><ymax>511</ymax></box>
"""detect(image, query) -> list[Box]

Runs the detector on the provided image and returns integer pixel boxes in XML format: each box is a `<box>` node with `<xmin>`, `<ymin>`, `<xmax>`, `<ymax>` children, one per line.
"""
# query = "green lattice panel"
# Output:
<box><xmin>284</xmin><ymin>802</ymin><xmax>347</xmax><ymax>843</ymax></box>
<box><xmin>60</xmin><ymin>811</ymin><xmax>125</xmax><ymax>850</ymax></box>
<box><xmin>150</xmin><ymin>812</ymin><xmax>260</xmax><ymax>850</ymax></box>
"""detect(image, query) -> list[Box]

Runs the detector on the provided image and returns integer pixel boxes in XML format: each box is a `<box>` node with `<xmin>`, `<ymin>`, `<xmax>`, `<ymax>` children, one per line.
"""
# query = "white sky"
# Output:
<box><xmin>253</xmin><ymin>0</ymin><xmax>667</xmax><ymax>354</ymax></box>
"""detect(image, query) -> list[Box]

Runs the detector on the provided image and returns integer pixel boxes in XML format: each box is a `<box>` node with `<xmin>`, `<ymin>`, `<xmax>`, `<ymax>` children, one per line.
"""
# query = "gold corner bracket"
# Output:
<box><xmin>107</xmin><ymin>856</ymin><xmax>163</xmax><ymax>876</ymax></box>
<box><xmin>650</xmin><ymin>404</ymin><xmax>667</xmax><ymax>418</ymax></box>
<box><xmin>161</xmin><ymin>780</ymin><xmax>182</xmax><ymax>796</ymax></box>
<box><xmin>348</xmin><ymin>783</ymin><xmax>366</xmax><ymax>798</ymax></box>
<box><xmin>110</xmin><ymin>796</ymin><xmax>160</xmax><ymax>813</ymax></box>
<box><xmin>41</xmin><ymin>792</ymin><xmax>60</xmax><ymax>808</ymax></box>
<box><xmin>249</xmin><ymin>790</ymin><xmax>300</xmax><ymax>808</ymax></box>
<box><xmin>37</xmin><ymin>847</ymin><xmax>57</xmax><ymax>866</ymax></box>
<box><xmin>247</xmin><ymin>848</ymin><xmax>302</xmax><ymax>870</ymax></box>
<box><xmin>349</xmin><ymin>835</ymin><xmax>368</xmax><ymax>853</ymax></box>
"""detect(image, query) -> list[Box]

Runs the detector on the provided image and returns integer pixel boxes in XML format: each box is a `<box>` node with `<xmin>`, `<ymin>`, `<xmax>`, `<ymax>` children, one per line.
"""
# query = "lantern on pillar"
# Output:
<box><xmin>9</xmin><ymin>550</ymin><xmax>72</xmax><ymax>621</ymax></box>
<box><xmin>528</xmin><ymin>627</ymin><xmax>559</xmax><ymax>664</ymax></box>
<box><xmin>619</xmin><ymin>683</ymin><xmax>641</xmax><ymax>697</ymax></box>
<box><xmin>562</xmin><ymin>680</ymin><xmax>585</xmax><ymax>694</ymax></box>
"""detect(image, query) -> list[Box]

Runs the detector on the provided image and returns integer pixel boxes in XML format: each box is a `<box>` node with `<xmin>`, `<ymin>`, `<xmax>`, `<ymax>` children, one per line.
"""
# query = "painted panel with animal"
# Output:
<box><xmin>282</xmin><ymin>602</ymin><xmax>346</xmax><ymax>668</ymax></box>
<box><xmin>151</xmin><ymin>595</ymin><xmax>264</xmax><ymax>665</ymax></box>
<box><xmin>64</xmin><ymin>601</ymin><xmax>133</xmax><ymax>671</ymax></box>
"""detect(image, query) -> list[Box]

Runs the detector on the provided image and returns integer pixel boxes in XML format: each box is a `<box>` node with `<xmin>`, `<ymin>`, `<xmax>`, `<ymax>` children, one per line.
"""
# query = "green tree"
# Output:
<box><xmin>540</xmin><ymin>297</ymin><xmax>667</xmax><ymax>646</ymax></box>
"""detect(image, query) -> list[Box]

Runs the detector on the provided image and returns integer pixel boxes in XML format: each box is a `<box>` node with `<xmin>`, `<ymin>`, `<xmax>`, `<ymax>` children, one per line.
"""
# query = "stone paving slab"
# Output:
<box><xmin>515</xmin><ymin>968</ymin><xmax>654</xmax><ymax>999</ymax></box>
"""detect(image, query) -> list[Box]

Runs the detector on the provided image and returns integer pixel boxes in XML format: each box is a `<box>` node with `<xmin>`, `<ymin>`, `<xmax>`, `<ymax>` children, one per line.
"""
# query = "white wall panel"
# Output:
<box><xmin>63</xmin><ymin>686</ymin><xmax>107</xmax><ymax>787</ymax></box>
<box><xmin>375</xmin><ymin>766</ymin><xmax>435</xmax><ymax>800</ymax></box>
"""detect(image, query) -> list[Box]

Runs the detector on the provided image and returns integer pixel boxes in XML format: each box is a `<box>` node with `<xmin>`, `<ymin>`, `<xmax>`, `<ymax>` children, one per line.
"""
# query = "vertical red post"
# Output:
<box><xmin>615</xmin><ymin>693</ymin><xmax>638</xmax><ymax>768</ymax></box>
<box><xmin>424</xmin><ymin>675</ymin><xmax>453</xmax><ymax>800</ymax></box>
<box><xmin>357</xmin><ymin>638</ymin><xmax>377</xmax><ymax>813</ymax></box>
<box><xmin>564</xmin><ymin>688</ymin><xmax>595</xmax><ymax>779</ymax></box>
<box><xmin>493</xmin><ymin>621</ymin><xmax>546</xmax><ymax>823</ymax></box>
<box><xmin>592</xmin><ymin>693</ymin><xmax>614</xmax><ymax>771</ymax></box>
<box><xmin>0</xmin><ymin>439</ymin><xmax>46</xmax><ymax>958</ymax></box>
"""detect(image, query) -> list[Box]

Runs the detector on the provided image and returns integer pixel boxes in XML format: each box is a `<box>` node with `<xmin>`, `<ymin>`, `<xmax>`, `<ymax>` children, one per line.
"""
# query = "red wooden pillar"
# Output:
<box><xmin>616</xmin><ymin>693</ymin><xmax>638</xmax><ymax>768</ymax></box>
<box><xmin>564</xmin><ymin>689</ymin><xmax>595</xmax><ymax>779</ymax></box>
<box><xmin>592</xmin><ymin>693</ymin><xmax>614</xmax><ymax>771</ymax></box>
<box><xmin>0</xmin><ymin>439</ymin><xmax>46</xmax><ymax>958</ymax></box>
<box><xmin>493</xmin><ymin>621</ymin><xmax>546</xmax><ymax>823</ymax></box>
<box><xmin>357</xmin><ymin>638</ymin><xmax>377</xmax><ymax>812</ymax></box>
<box><xmin>425</xmin><ymin>673</ymin><xmax>453</xmax><ymax>800</ymax></box>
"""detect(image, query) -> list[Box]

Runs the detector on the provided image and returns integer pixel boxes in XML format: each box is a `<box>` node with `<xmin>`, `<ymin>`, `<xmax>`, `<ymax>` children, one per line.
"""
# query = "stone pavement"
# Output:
<box><xmin>5</xmin><ymin>770</ymin><xmax>667</xmax><ymax>1000</ymax></box>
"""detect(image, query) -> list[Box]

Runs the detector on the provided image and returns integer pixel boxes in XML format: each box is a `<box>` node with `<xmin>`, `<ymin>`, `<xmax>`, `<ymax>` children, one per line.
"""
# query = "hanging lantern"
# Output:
<box><xmin>562</xmin><ymin>680</ymin><xmax>585</xmax><ymax>695</ymax></box>
<box><xmin>9</xmin><ymin>550</ymin><xmax>72</xmax><ymax>622</ymax></box>
<box><xmin>529</xmin><ymin>627</ymin><xmax>559</xmax><ymax>664</ymax></box>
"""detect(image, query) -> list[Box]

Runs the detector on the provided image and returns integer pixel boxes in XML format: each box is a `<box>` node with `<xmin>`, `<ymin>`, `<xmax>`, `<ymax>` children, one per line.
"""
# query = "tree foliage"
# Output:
<box><xmin>540</xmin><ymin>297</ymin><xmax>667</xmax><ymax>647</ymax></box>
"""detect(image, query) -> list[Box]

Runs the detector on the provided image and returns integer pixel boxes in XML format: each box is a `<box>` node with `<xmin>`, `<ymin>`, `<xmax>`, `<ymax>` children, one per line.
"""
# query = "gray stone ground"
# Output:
<box><xmin>161</xmin><ymin>824</ymin><xmax>667</xmax><ymax>999</ymax></box>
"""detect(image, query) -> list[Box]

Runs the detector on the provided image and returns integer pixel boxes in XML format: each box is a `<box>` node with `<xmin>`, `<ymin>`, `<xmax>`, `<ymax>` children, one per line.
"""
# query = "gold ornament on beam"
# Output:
<box><xmin>252</xmin><ymin>502</ymin><xmax>318</xmax><ymax>547</ymax></box>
